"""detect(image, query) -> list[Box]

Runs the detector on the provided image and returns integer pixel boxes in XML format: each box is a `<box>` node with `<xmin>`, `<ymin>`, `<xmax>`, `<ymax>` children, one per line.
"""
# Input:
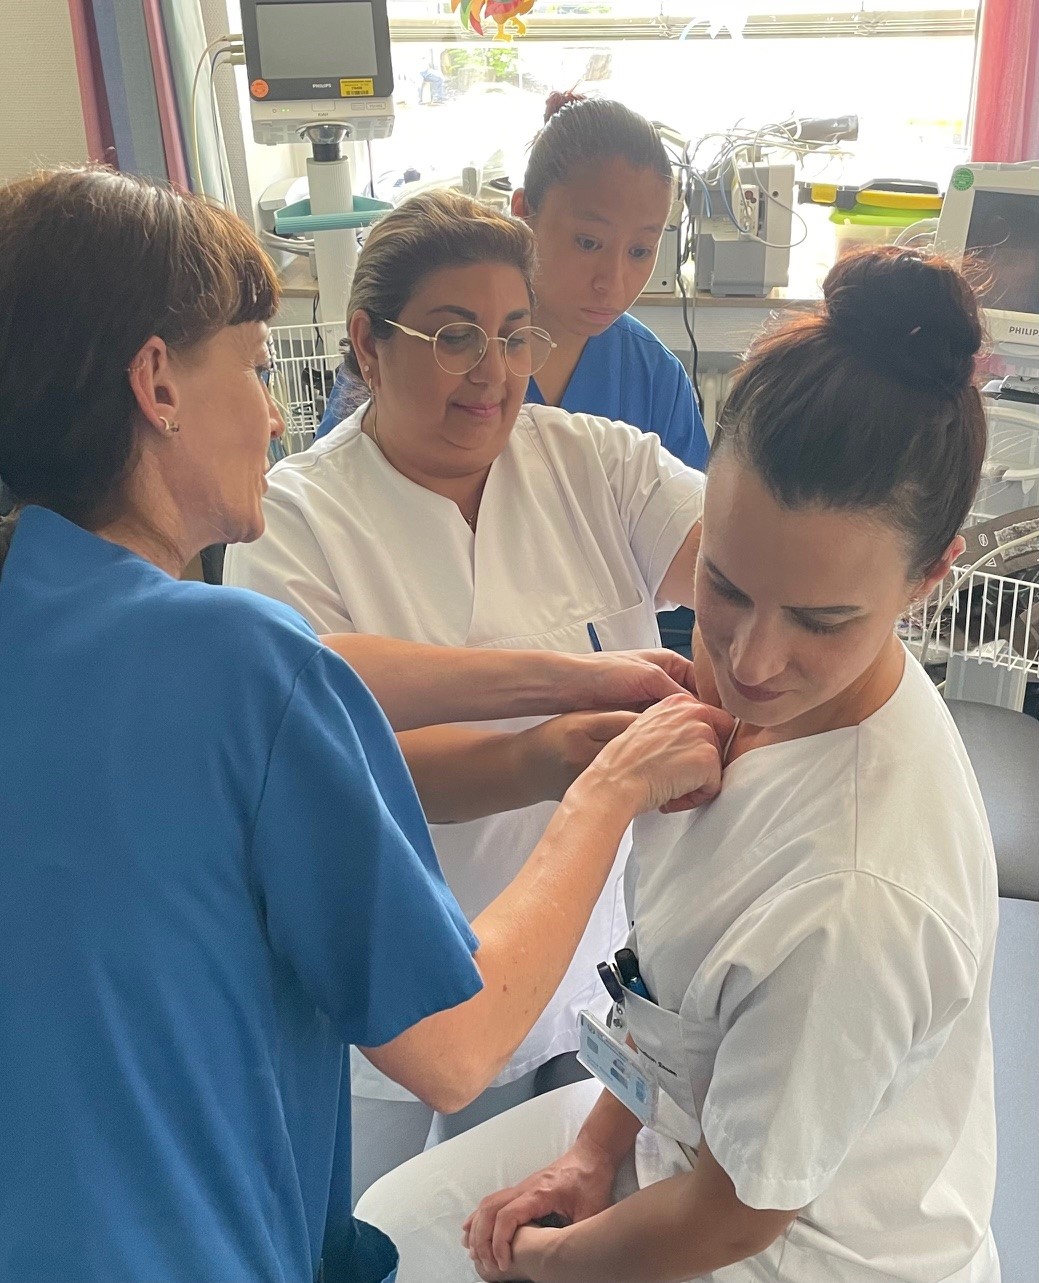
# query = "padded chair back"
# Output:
<box><xmin>946</xmin><ymin>699</ymin><xmax>1039</xmax><ymax>1282</ymax></box>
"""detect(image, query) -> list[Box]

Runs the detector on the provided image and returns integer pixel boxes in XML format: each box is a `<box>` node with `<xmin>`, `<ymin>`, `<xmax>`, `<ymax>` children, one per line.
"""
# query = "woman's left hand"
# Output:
<box><xmin>470</xmin><ymin>1225</ymin><xmax>556</xmax><ymax>1282</ymax></box>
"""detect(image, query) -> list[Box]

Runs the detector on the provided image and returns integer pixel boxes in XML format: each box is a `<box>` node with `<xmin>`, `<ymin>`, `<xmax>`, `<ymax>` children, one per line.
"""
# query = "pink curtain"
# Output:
<box><xmin>141</xmin><ymin>0</ymin><xmax>190</xmax><ymax>190</ymax></box>
<box><xmin>67</xmin><ymin>0</ymin><xmax>112</xmax><ymax>163</ymax></box>
<box><xmin>970</xmin><ymin>0</ymin><xmax>1039</xmax><ymax>162</ymax></box>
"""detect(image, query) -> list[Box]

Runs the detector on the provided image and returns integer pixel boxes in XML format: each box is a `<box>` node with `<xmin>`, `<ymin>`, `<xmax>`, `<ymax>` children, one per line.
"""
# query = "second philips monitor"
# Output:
<box><xmin>244</xmin><ymin>0</ymin><xmax>393</xmax><ymax>100</ymax></box>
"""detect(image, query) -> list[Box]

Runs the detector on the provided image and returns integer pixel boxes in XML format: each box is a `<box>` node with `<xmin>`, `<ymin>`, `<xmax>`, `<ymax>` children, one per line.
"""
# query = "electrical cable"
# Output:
<box><xmin>210</xmin><ymin>51</ymin><xmax>234</xmax><ymax>207</ymax></box>
<box><xmin>190</xmin><ymin>34</ymin><xmax>241</xmax><ymax>198</ymax></box>
<box><xmin>260</xmin><ymin>230</ymin><xmax>314</xmax><ymax>256</ymax></box>
<box><xmin>366</xmin><ymin>140</ymin><xmax>377</xmax><ymax>199</ymax></box>
<box><xmin>690</xmin><ymin>120</ymin><xmax>847</xmax><ymax>252</ymax></box>
<box><xmin>674</xmin><ymin>158</ymin><xmax>702</xmax><ymax>413</ymax></box>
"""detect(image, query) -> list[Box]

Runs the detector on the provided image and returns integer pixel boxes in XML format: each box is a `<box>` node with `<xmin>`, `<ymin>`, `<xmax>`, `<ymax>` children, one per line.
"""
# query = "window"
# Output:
<box><xmin>365</xmin><ymin>4</ymin><xmax>978</xmax><ymax>199</ymax></box>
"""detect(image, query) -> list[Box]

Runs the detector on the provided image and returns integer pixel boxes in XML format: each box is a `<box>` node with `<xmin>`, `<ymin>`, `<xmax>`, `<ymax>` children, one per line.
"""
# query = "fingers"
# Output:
<box><xmin>691</xmin><ymin>701</ymin><xmax>736</xmax><ymax>742</ymax></box>
<box><xmin>628</xmin><ymin>649</ymin><xmax>698</xmax><ymax>693</ymax></box>
<box><xmin>465</xmin><ymin>1189</ymin><xmax>520</xmax><ymax>1272</ymax></box>
<box><xmin>585</xmin><ymin>710</ymin><xmax>639</xmax><ymax>744</ymax></box>
<box><xmin>491</xmin><ymin>1203</ymin><xmax>529</xmax><ymax>1270</ymax></box>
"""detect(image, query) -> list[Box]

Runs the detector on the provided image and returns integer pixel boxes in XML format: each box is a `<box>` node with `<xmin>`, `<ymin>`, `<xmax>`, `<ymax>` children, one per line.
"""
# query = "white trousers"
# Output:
<box><xmin>351</xmin><ymin>1052</ymin><xmax>590</xmax><ymax>1203</ymax></box>
<box><xmin>354</xmin><ymin>1080</ymin><xmax>632</xmax><ymax>1283</ymax></box>
<box><xmin>354</xmin><ymin>1081</ymin><xmax>1002</xmax><ymax>1283</ymax></box>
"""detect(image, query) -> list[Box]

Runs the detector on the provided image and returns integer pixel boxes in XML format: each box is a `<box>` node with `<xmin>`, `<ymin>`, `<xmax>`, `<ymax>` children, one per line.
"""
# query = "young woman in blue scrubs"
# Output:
<box><xmin>512</xmin><ymin>92</ymin><xmax>706</xmax><ymax>471</ymax></box>
<box><xmin>0</xmin><ymin>168</ymin><xmax>730</xmax><ymax>1283</ymax></box>
<box><xmin>317</xmin><ymin>94</ymin><xmax>707</xmax><ymax>470</ymax></box>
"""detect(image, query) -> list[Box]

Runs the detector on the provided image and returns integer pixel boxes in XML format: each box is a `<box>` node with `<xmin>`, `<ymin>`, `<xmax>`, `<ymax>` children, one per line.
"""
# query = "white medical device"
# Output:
<box><xmin>684</xmin><ymin>115</ymin><xmax>858</xmax><ymax>298</ymax></box>
<box><xmin>927</xmin><ymin>162</ymin><xmax>1039</xmax><ymax>706</ymax></box>
<box><xmin>242</xmin><ymin>0</ymin><xmax>394</xmax><ymax>145</ymax></box>
<box><xmin>933</xmin><ymin>162</ymin><xmax>1039</xmax><ymax>520</ymax></box>
<box><xmin>936</xmin><ymin>161</ymin><xmax>1039</xmax><ymax>362</ymax></box>
<box><xmin>242</xmin><ymin>0</ymin><xmax>396</xmax><ymax>323</ymax></box>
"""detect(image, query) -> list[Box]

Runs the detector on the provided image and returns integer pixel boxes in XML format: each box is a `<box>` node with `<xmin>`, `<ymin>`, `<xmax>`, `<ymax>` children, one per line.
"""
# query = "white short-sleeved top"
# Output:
<box><xmin>628</xmin><ymin>652</ymin><xmax>999</xmax><ymax>1282</ymax></box>
<box><xmin>225</xmin><ymin>404</ymin><xmax>704</xmax><ymax>1098</ymax></box>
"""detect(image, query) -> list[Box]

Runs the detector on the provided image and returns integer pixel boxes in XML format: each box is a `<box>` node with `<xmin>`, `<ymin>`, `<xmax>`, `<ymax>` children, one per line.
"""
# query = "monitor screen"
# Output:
<box><xmin>256</xmin><ymin>2</ymin><xmax>378</xmax><ymax>80</ymax></box>
<box><xmin>964</xmin><ymin>190</ymin><xmax>1039</xmax><ymax>317</ymax></box>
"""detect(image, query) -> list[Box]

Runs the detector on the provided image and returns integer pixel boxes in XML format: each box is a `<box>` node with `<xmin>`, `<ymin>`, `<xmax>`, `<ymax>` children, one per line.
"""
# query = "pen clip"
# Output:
<box><xmin>596</xmin><ymin>959</ymin><xmax>624</xmax><ymax>1005</ymax></box>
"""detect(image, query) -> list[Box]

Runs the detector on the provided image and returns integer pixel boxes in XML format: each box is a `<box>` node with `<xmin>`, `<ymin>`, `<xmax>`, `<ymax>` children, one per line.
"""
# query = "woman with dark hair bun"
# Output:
<box><xmin>356</xmin><ymin>247</ymin><xmax>1000</xmax><ymax>1283</ymax></box>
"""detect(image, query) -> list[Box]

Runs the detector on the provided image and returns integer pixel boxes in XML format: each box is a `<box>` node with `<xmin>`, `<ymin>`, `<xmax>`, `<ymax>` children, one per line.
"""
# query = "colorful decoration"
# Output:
<box><xmin>451</xmin><ymin>0</ymin><xmax>536</xmax><ymax>41</ymax></box>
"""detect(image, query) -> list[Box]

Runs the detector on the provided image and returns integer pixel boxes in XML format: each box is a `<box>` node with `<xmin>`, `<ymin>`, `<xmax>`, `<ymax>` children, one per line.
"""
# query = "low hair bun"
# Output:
<box><xmin>543</xmin><ymin>89</ymin><xmax>585</xmax><ymax>123</ymax></box>
<box><xmin>823</xmin><ymin>246</ymin><xmax>982</xmax><ymax>398</ymax></box>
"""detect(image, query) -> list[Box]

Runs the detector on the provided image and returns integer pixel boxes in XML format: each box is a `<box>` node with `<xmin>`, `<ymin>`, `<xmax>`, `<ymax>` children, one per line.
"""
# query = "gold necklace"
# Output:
<box><xmin>370</xmin><ymin>415</ymin><xmax>480</xmax><ymax>531</ymax></box>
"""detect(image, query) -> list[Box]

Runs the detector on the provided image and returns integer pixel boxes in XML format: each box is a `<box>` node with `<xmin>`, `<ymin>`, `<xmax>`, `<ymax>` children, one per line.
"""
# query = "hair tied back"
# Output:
<box><xmin>543</xmin><ymin>88</ymin><xmax>585</xmax><ymax>123</ymax></box>
<box><xmin>822</xmin><ymin>246</ymin><xmax>981</xmax><ymax>399</ymax></box>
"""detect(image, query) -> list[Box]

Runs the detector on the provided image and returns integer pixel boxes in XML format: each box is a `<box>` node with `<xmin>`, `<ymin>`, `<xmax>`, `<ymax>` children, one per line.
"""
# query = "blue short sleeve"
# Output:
<box><xmin>316</xmin><ymin>365</ymin><xmax>367</xmax><ymax>439</ymax></box>
<box><xmin>250</xmin><ymin>648</ymin><xmax>481</xmax><ymax>1047</ymax></box>
<box><xmin>654</xmin><ymin>355</ymin><xmax>709</xmax><ymax>471</ymax></box>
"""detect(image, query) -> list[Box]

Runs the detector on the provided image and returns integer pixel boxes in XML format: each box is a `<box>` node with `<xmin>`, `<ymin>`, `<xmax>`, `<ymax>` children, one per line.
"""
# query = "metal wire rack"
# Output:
<box><xmin>900</xmin><ymin>507</ymin><xmax>1039</xmax><ymax>691</ymax></box>
<box><xmin>267</xmin><ymin>320</ymin><xmax>351</xmax><ymax>456</ymax></box>
<box><xmin>902</xmin><ymin>567</ymin><xmax>1039</xmax><ymax>678</ymax></box>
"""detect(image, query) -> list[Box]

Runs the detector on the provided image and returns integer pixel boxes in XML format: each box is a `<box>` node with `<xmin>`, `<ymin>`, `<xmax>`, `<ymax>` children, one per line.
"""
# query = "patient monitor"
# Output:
<box><xmin>937</xmin><ymin>161</ymin><xmax>1039</xmax><ymax>361</ymax></box>
<box><xmin>242</xmin><ymin>0</ymin><xmax>396</xmax><ymax>321</ymax></box>
<box><xmin>242</xmin><ymin>0</ymin><xmax>394</xmax><ymax>144</ymax></box>
<box><xmin>939</xmin><ymin>163</ymin><xmax>1039</xmax><ymax>531</ymax></box>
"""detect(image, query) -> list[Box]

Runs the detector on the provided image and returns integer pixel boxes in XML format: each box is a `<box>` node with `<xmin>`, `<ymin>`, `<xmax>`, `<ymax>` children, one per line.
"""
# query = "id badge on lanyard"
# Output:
<box><xmin>577</xmin><ymin>1009</ymin><xmax>659</xmax><ymax>1128</ymax></box>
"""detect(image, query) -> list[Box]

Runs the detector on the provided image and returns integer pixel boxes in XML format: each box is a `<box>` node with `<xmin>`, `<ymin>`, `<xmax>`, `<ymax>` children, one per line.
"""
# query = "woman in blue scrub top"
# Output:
<box><xmin>0</xmin><ymin>168</ymin><xmax>730</xmax><ymax>1283</ymax></box>
<box><xmin>317</xmin><ymin>94</ymin><xmax>706</xmax><ymax>470</ymax></box>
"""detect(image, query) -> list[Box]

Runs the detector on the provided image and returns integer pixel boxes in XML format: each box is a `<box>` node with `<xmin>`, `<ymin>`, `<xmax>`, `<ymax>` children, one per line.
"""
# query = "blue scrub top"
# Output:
<box><xmin>526</xmin><ymin>313</ymin><xmax>708</xmax><ymax>469</ymax></box>
<box><xmin>0</xmin><ymin>507</ymin><xmax>481</xmax><ymax>1283</ymax></box>
<box><xmin>314</xmin><ymin>313</ymin><xmax>708</xmax><ymax>470</ymax></box>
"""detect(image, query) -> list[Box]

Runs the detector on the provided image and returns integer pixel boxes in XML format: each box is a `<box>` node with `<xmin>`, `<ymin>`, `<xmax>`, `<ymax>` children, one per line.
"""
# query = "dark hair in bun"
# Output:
<box><xmin>522</xmin><ymin>92</ymin><xmax>671</xmax><ymax>211</ymax></box>
<box><xmin>714</xmin><ymin>246</ymin><xmax>986</xmax><ymax>578</ymax></box>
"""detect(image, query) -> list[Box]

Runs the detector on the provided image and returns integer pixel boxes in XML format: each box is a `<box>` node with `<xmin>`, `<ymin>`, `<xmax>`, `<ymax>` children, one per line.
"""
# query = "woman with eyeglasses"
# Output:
<box><xmin>315</xmin><ymin>93</ymin><xmax>707</xmax><ymax>471</ymax></box>
<box><xmin>224</xmin><ymin>188</ymin><xmax>708</xmax><ymax>1198</ymax></box>
<box><xmin>315</xmin><ymin>93</ymin><xmax>709</xmax><ymax>655</ymax></box>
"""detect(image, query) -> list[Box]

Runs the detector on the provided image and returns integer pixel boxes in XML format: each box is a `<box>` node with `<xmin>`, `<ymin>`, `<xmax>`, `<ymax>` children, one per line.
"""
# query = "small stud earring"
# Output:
<box><xmin>159</xmin><ymin>416</ymin><xmax>180</xmax><ymax>435</ymax></box>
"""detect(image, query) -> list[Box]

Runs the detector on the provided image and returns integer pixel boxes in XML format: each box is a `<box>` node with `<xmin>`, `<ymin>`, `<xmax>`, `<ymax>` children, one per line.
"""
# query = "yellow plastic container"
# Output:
<box><xmin>830</xmin><ymin>188</ymin><xmax>943</xmax><ymax>258</ymax></box>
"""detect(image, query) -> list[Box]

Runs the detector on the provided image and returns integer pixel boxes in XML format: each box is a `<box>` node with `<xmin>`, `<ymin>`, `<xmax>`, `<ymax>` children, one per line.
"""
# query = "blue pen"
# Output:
<box><xmin>586</xmin><ymin>622</ymin><xmax>603</xmax><ymax>652</ymax></box>
<box><xmin>615</xmin><ymin>948</ymin><xmax>652</xmax><ymax>1001</ymax></box>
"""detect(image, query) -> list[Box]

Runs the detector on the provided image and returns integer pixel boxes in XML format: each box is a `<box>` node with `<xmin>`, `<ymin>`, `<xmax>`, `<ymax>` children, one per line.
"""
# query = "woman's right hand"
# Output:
<box><xmin>462</xmin><ymin>1136</ymin><xmax>618</xmax><ymax>1276</ymax></box>
<box><xmin>576</xmin><ymin>692</ymin><xmax>735</xmax><ymax>815</ymax></box>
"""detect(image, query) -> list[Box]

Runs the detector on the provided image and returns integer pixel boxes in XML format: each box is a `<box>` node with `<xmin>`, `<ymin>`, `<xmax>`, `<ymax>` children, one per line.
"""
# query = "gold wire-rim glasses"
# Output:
<box><xmin>382</xmin><ymin>318</ymin><xmax>556</xmax><ymax>377</ymax></box>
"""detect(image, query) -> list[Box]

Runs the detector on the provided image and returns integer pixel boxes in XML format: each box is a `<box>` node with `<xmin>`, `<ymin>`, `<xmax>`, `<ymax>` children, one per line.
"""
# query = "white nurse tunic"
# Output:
<box><xmin>224</xmin><ymin>403</ymin><xmax>704</xmax><ymax>1101</ymax></box>
<box><xmin>350</xmin><ymin>652</ymin><xmax>1000</xmax><ymax>1283</ymax></box>
<box><xmin>624</xmin><ymin>651</ymin><xmax>1001</xmax><ymax>1281</ymax></box>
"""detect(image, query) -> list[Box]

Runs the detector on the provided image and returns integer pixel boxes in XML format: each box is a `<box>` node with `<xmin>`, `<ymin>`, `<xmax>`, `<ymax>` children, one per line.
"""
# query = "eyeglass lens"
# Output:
<box><xmin>433</xmin><ymin>323</ymin><xmax>552</xmax><ymax>377</ymax></box>
<box><xmin>261</xmin><ymin>338</ymin><xmax>277</xmax><ymax>387</ymax></box>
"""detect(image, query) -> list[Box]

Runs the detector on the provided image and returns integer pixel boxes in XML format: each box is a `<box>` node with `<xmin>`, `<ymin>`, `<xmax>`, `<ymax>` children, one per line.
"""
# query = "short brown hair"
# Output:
<box><xmin>342</xmin><ymin>188</ymin><xmax>536</xmax><ymax>378</ymax></box>
<box><xmin>714</xmin><ymin>247</ymin><xmax>986</xmax><ymax>578</ymax></box>
<box><xmin>0</xmin><ymin>166</ymin><xmax>279</xmax><ymax>544</ymax></box>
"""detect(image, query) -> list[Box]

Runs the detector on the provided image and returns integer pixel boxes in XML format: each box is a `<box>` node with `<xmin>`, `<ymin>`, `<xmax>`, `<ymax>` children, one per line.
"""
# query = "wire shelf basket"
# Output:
<box><xmin>901</xmin><ymin>567</ymin><xmax>1039</xmax><ymax>678</ymax></box>
<box><xmin>267</xmin><ymin>320</ymin><xmax>350</xmax><ymax>456</ymax></box>
<box><xmin>901</xmin><ymin>504</ymin><xmax>1039</xmax><ymax>685</ymax></box>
